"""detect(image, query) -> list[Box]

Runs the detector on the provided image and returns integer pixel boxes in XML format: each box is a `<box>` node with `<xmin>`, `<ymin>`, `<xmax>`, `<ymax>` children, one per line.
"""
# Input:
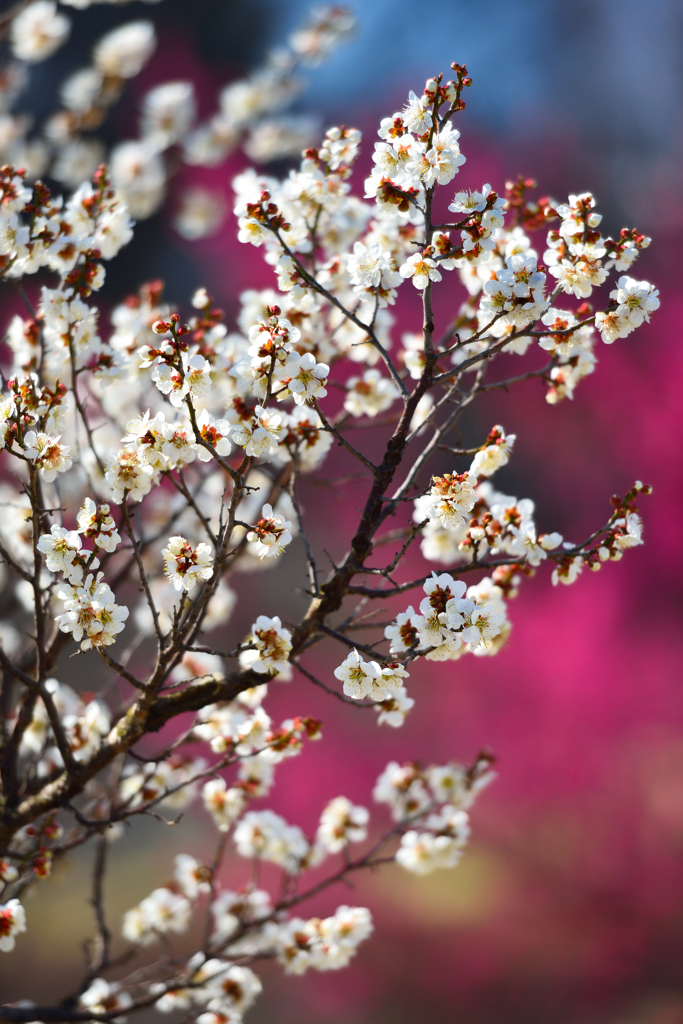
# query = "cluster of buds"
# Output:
<box><xmin>189</xmin><ymin>287</ymin><xmax>227</xmax><ymax>356</ymax></box>
<box><xmin>20</xmin><ymin>815</ymin><xmax>64</xmax><ymax>882</ymax></box>
<box><xmin>3</xmin><ymin>375</ymin><xmax>67</xmax><ymax>446</ymax></box>
<box><xmin>603</xmin><ymin>226</ymin><xmax>652</xmax><ymax>272</ymax></box>
<box><xmin>265</xmin><ymin>716</ymin><xmax>323</xmax><ymax>757</ymax></box>
<box><xmin>61</xmin><ymin>248</ymin><xmax>104</xmax><ymax>298</ymax></box>
<box><xmin>151</xmin><ymin>311</ymin><xmax>191</xmax><ymax>340</ymax></box>
<box><xmin>239</xmin><ymin>190</ymin><xmax>291</xmax><ymax>246</ymax></box>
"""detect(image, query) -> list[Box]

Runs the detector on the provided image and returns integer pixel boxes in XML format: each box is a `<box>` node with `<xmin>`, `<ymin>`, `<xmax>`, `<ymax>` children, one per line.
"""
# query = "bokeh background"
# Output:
<box><xmin>1</xmin><ymin>1</ymin><xmax>682</xmax><ymax>1022</ymax></box>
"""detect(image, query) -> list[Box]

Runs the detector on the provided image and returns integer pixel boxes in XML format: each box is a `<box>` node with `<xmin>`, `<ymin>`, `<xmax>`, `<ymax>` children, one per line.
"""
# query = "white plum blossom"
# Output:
<box><xmin>94</xmin><ymin>21</ymin><xmax>156</xmax><ymax>79</ymax></box>
<box><xmin>548</xmin><ymin>250</ymin><xmax>608</xmax><ymax>297</ymax></box>
<box><xmin>278</xmin><ymin>351</ymin><xmax>329</xmax><ymax>405</ymax></box>
<box><xmin>344</xmin><ymin>369</ymin><xmax>398</xmax><ymax>418</ymax></box>
<box><xmin>153</xmin><ymin>352</ymin><xmax>212</xmax><ymax>407</ymax></box>
<box><xmin>174</xmin><ymin>188</ymin><xmax>227</xmax><ymax>240</ymax></box>
<box><xmin>611</xmin><ymin>275</ymin><xmax>660</xmax><ymax>327</ymax></box>
<box><xmin>22</xmin><ymin>432</ymin><xmax>72</xmax><ymax>482</ymax></box>
<box><xmin>411</xmin><ymin>124</ymin><xmax>465</xmax><ymax>186</ymax></box>
<box><xmin>0</xmin><ymin>899</ymin><xmax>26</xmax><ymax>952</ymax></box>
<box><xmin>347</xmin><ymin>241</ymin><xmax>398</xmax><ymax>289</ymax></box>
<box><xmin>110</xmin><ymin>140</ymin><xmax>166</xmax><ymax>220</ymax></box>
<box><xmin>450</xmin><ymin>183</ymin><xmax>496</xmax><ymax>216</ymax></box>
<box><xmin>552</xmin><ymin>556</ymin><xmax>584</xmax><ymax>586</ymax></box>
<box><xmin>396</xmin><ymin>808</ymin><xmax>471</xmax><ymax>874</ymax></box>
<box><xmin>174</xmin><ymin>854</ymin><xmax>211</xmax><ymax>899</ymax></box>
<box><xmin>122</xmin><ymin>887</ymin><xmax>191</xmax><ymax>946</ymax></box>
<box><xmin>79</xmin><ymin>979</ymin><xmax>132</xmax><ymax>1018</ymax></box>
<box><xmin>76</xmin><ymin>499</ymin><xmax>121</xmax><ymax>552</ymax></box>
<box><xmin>515</xmin><ymin>525</ymin><xmax>563</xmax><ymax>566</ymax></box>
<box><xmin>454</xmin><ymin>584</ymin><xmax>506</xmax><ymax>652</ymax></box>
<box><xmin>413</xmin><ymin>572</ymin><xmax>468</xmax><ymax>659</ymax></box>
<box><xmin>613</xmin><ymin>512</ymin><xmax>644</xmax><ymax>550</ymax></box>
<box><xmin>279</xmin><ymin>406</ymin><xmax>333</xmax><ymax>471</ymax></box>
<box><xmin>399</xmin><ymin>251</ymin><xmax>442</xmax><ymax>290</ymax></box>
<box><xmin>277</xmin><ymin>905</ymin><xmax>373</xmax><ymax>974</ymax></box>
<box><xmin>239</xmin><ymin>615</ymin><xmax>292</xmax><ymax>676</ymax></box>
<box><xmin>229</xmin><ymin>404</ymin><xmax>283</xmax><ymax>456</ymax></box>
<box><xmin>555</xmin><ymin>192</ymin><xmax>602</xmax><ymax>240</ymax></box>
<box><xmin>203</xmin><ymin>962</ymin><xmax>263</xmax><ymax>1015</ymax></box>
<box><xmin>55</xmin><ymin>573</ymin><xmax>128</xmax><ymax>651</ymax></box>
<box><xmin>60</xmin><ymin>64</ymin><xmax>103</xmax><ymax>111</ymax></box>
<box><xmin>117</xmin><ymin>757</ymin><xmax>206</xmax><ymax>813</ymax></box>
<box><xmin>247</xmin><ymin>503</ymin><xmax>293</xmax><ymax>559</ymax></box>
<box><xmin>37</xmin><ymin>525</ymin><xmax>84</xmax><ymax>580</ymax></box>
<box><xmin>233</xmin><ymin>810</ymin><xmax>311</xmax><ymax>873</ymax></box>
<box><xmin>384</xmin><ymin>607</ymin><xmax>420</xmax><ymax>654</ymax></box>
<box><xmin>67</xmin><ymin>697</ymin><xmax>111</xmax><ymax>758</ymax></box>
<box><xmin>211</xmin><ymin>888</ymin><xmax>272</xmax><ymax>942</ymax></box>
<box><xmin>317</xmin><ymin>905</ymin><xmax>373</xmax><ymax>968</ymax></box>
<box><xmin>10</xmin><ymin>2</ymin><xmax>70</xmax><ymax>63</ymax></box>
<box><xmin>334</xmin><ymin>650</ymin><xmax>379</xmax><ymax>700</ymax></box>
<box><xmin>105</xmin><ymin>449</ymin><xmax>156</xmax><ymax>504</ymax></box>
<box><xmin>375</xmin><ymin>686</ymin><xmax>415</xmax><ymax>727</ymax></box>
<box><xmin>425</xmin><ymin>472</ymin><xmax>477</xmax><ymax>529</ymax></box>
<box><xmin>402</xmin><ymin>90</ymin><xmax>431</xmax><ymax>134</ymax></box>
<box><xmin>498</xmin><ymin>252</ymin><xmax>546</xmax><ymax>299</ymax></box>
<box><xmin>373</xmin><ymin>761</ymin><xmax>432</xmax><ymax>822</ymax></box>
<box><xmin>594</xmin><ymin>310</ymin><xmax>635</xmax><ymax>344</ymax></box>
<box><xmin>317</xmin><ymin>796</ymin><xmax>369</xmax><ymax>853</ymax></box>
<box><xmin>162</xmin><ymin>536</ymin><xmax>214</xmax><ymax>592</ymax></box>
<box><xmin>142</xmin><ymin>81</ymin><xmax>196</xmax><ymax>149</ymax></box>
<box><xmin>203</xmin><ymin>778</ymin><xmax>247</xmax><ymax>832</ymax></box>
<box><xmin>470</xmin><ymin>427</ymin><xmax>515</xmax><ymax>478</ymax></box>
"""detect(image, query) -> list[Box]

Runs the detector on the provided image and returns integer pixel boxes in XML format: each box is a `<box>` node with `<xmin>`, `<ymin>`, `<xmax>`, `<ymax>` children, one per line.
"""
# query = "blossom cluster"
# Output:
<box><xmin>3</xmin><ymin>2</ymin><xmax>354</xmax><ymax>234</ymax></box>
<box><xmin>374</xmin><ymin>754</ymin><xmax>495</xmax><ymax>874</ymax></box>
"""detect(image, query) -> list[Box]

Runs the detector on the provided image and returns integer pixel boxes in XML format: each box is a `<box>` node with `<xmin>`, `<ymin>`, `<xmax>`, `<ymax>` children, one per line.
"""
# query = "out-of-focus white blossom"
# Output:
<box><xmin>0</xmin><ymin>899</ymin><xmax>26</xmax><ymax>952</ymax></box>
<box><xmin>317</xmin><ymin>796</ymin><xmax>369</xmax><ymax>853</ymax></box>
<box><xmin>10</xmin><ymin>2</ymin><xmax>70</xmax><ymax>63</ymax></box>
<box><xmin>233</xmin><ymin>810</ymin><xmax>311</xmax><ymax>874</ymax></box>
<box><xmin>122</xmin><ymin>887</ymin><xmax>191</xmax><ymax>945</ymax></box>
<box><xmin>203</xmin><ymin>778</ymin><xmax>246</xmax><ymax>833</ymax></box>
<box><xmin>93</xmin><ymin>21</ymin><xmax>156</xmax><ymax>79</ymax></box>
<box><xmin>239</xmin><ymin>616</ymin><xmax>292</xmax><ymax>677</ymax></box>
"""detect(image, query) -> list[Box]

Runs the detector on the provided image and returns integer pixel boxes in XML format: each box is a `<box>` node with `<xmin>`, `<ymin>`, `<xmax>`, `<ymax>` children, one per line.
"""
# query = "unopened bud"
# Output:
<box><xmin>152</xmin><ymin>320</ymin><xmax>169</xmax><ymax>334</ymax></box>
